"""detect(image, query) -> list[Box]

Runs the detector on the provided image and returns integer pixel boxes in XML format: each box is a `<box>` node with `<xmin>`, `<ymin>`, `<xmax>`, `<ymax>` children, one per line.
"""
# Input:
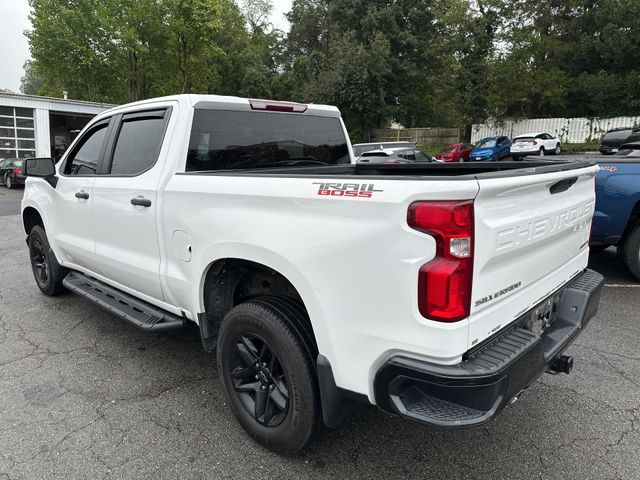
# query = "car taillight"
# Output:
<box><xmin>528</xmin><ymin>140</ymin><xmax>537</xmax><ymax>145</ymax></box>
<box><xmin>408</xmin><ymin>201</ymin><xmax>474</xmax><ymax>322</ymax></box>
<box><xmin>13</xmin><ymin>168</ymin><xmax>23</xmax><ymax>175</ymax></box>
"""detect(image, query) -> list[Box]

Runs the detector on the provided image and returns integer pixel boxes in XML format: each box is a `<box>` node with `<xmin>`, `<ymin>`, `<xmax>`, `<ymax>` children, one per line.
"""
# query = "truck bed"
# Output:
<box><xmin>180</xmin><ymin>159</ymin><xmax>596</xmax><ymax>179</ymax></box>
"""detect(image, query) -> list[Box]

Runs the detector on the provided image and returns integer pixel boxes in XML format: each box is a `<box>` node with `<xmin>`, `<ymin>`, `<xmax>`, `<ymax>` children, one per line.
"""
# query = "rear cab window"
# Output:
<box><xmin>107</xmin><ymin>110</ymin><xmax>169</xmax><ymax>176</ymax></box>
<box><xmin>186</xmin><ymin>110</ymin><xmax>350</xmax><ymax>171</ymax></box>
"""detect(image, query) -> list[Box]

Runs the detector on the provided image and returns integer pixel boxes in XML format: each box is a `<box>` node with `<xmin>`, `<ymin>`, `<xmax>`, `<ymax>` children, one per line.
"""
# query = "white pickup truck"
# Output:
<box><xmin>21</xmin><ymin>94</ymin><xmax>604</xmax><ymax>453</ymax></box>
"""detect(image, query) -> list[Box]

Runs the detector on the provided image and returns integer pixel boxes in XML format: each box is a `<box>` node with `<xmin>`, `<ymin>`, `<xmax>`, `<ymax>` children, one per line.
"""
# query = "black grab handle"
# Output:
<box><xmin>130</xmin><ymin>197</ymin><xmax>152</xmax><ymax>207</ymax></box>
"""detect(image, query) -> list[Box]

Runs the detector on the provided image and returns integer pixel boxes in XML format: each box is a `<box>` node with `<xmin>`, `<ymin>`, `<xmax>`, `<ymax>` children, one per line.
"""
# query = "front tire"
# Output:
<box><xmin>538</xmin><ymin>147</ymin><xmax>545</xmax><ymax>156</ymax></box>
<box><xmin>28</xmin><ymin>225</ymin><xmax>68</xmax><ymax>296</ymax></box>
<box><xmin>620</xmin><ymin>225</ymin><xmax>640</xmax><ymax>280</ymax></box>
<box><xmin>555</xmin><ymin>143</ymin><xmax>561</xmax><ymax>155</ymax></box>
<box><xmin>217</xmin><ymin>297</ymin><xmax>319</xmax><ymax>453</ymax></box>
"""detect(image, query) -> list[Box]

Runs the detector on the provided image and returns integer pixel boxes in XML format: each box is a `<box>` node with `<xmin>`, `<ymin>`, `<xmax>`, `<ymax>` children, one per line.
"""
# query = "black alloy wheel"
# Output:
<box><xmin>230</xmin><ymin>334</ymin><xmax>290</xmax><ymax>427</ymax></box>
<box><xmin>217</xmin><ymin>297</ymin><xmax>319</xmax><ymax>453</ymax></box>
<box><xmin>30</xmin><ymin>235</ymin><xmax>50</xmax><ymax>288</ymax></box>
<box><xmin>28</xmin><ymin>225</ymin><xmax>67</xmax><ymax>296</ymax></box>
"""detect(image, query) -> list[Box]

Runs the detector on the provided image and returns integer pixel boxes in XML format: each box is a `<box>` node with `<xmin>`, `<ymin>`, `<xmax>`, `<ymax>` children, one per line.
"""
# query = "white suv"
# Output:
<box><xmin>510</xmin><ymin>132</ymin><xmax>562</xmax><ymax>159</ymax></box>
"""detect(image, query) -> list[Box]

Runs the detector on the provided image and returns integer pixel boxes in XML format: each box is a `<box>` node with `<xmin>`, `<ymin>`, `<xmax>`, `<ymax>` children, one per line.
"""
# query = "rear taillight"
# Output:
<box><xmin>408</xmin><ymin>201</ymin><xmax>474</xmax><ymax>322</ymax></box>
<box><xmin>13</xmin><ymin>168</ymin><xmax>23</xmax><ymax>175</ymax></box>
<box><xmin>529</xmin><ymin>140</ymin><xmax>537</xmax><ymax>145</ymax></box>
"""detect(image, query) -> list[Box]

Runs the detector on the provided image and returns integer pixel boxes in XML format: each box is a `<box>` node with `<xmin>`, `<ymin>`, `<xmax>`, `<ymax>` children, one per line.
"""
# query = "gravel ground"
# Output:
<box><xmin>0</xmin><ymin>186</ymin><xmax>638</xmax><ymax>480</ymax></box>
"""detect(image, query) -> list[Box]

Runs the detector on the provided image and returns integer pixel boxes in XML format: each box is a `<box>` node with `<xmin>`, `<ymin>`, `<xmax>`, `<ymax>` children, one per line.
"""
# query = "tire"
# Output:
<box><xmin>589</xmin><ymin>244</ymin><xmax>609</xmax><ymax>253</ymax></box>
<box><xmin>620</xmin><ymin>225</ymin><xmax>640</xmax><ymax>280</ymax></box>
<box><xmin>28</xmin><ymin>225</ymin><xmax>68</xmax><ymax>296</ymax></box>
<box><xmin>217</xmin><ymin>297</ymin><xmax>319</xmax><ymax>453</ymax></box>
<box><xmin>538</xmin><ymin>147</ymin><xmax>545</xmax><ymax>156</ymax></box>
<box><xmin>5</xmin><ymin>174</ymin><xmax>13</xmax><ymax>189</ymax></box>
<box><xmin>555</xmin><ymin>143</ymin><xmax>561</xmax><ymax>155</ymax></box>
<box><xmin>491</xmin><ymin>153</ymin><xmax>497</xmax><ymax>162</ymax></box>
<box><xmin>458</xmin><ymin>157</ymin><xmax>464</xmax><ymax>163</ymax></box>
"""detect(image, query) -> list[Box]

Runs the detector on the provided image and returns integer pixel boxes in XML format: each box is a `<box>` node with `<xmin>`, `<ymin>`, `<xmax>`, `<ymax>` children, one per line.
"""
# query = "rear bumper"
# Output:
<box><xmin>373</xmin><ymin>268</ymin><xmax>604</xmax><ymax>429</ymax></box>
<box><xmin>599</xmin><ymin>146</ymin><xmax>615</xmax><ymax>154</ymax></box>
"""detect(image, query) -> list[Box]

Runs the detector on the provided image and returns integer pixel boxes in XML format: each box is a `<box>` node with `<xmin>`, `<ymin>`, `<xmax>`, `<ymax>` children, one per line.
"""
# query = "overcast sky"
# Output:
<box><xmin>0</xmin><ymin>0</ymin><xmax>292</xmax><ymax>93</ymax></box>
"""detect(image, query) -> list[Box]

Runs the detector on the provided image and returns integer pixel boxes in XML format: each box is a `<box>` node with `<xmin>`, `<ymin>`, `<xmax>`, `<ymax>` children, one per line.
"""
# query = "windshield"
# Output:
<box><xmin>186</xmin><ymin>110</ymin><xmax>350</xmax><ymax>171</ymax></box>
<box><xmin>476</xmin><ymin>139</ymin><xmax>497</xmax><ymax>148</ymax></box>
<box><xmin>442</xmin><ymin>147</ymin><xmax>455</xmax><ymax>153</ymax></box>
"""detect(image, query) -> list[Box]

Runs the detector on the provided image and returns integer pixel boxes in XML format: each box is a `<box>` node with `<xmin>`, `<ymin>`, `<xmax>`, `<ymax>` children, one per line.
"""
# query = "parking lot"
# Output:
<box><xmin>0</xmin><ymin>185</ymin><xmax>639</xmax><ymax>480</ymax></box>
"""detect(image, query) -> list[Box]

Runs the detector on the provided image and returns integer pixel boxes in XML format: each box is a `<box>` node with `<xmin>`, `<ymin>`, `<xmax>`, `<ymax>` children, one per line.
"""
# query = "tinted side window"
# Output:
<box><xmin>187</xmin><ymin>110</ymin><xmax>349</xmax><ymax>171</ymax></box>
<box><xmin>64</xmin><ymin>124</ymin><xmax>108</xmax><ymax>175</ymax></box>
<box><xmin>110</xmin><ymin>114</ymin><xmax>166</xmax><ymax>175</ymax></box>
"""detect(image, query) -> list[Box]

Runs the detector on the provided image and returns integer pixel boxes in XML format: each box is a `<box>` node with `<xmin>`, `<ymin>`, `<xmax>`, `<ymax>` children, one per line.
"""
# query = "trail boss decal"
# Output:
<box><xmin>312</xmin><ymin>182</ymin><xmax>383</xmax><ymax>198</ymax></box>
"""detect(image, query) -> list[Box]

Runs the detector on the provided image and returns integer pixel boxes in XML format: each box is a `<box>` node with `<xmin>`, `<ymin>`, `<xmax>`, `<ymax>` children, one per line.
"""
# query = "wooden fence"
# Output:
<box><xmin>369</xmin><ymin>127</ymin><xmax>460</xmax><ymax>146</ymax></box>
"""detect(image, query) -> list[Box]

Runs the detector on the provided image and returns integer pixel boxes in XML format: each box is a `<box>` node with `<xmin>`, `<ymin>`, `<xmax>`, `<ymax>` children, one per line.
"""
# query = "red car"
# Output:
<box><xmin>434</xmin><ymin>143</ymin><xmax>474</xmax><ymax>162</ymax></box>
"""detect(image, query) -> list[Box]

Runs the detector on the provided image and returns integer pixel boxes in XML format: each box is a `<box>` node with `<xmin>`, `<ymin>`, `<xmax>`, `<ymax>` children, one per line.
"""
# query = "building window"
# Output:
<box><xmin>0</xmin><ymin>107</ymin><xmax>35</xmax><ymax>159</ymax></box>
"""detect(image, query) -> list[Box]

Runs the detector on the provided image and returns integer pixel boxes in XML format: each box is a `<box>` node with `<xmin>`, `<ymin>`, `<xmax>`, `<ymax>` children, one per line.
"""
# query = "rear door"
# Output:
<box><xmin>469</xmin><ymin>165</ymin><xmax>597</xmax><ymax>346</ymax></box>
<box><xmin>91</xmin><ymin>107</ymin><xmax>171</xmax><ymax>301</ymax></box>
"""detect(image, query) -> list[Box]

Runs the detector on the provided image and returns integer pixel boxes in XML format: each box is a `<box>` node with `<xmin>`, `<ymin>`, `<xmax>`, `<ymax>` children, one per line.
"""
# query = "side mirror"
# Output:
<box><xmin>24</xmin><ymin>157</ymin><xmax>56</xmax><ymax>178</ymax></box>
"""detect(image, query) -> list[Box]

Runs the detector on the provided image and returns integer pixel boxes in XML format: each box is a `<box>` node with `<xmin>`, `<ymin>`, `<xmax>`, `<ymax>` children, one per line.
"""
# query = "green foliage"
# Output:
<box><xmin>26</xmin><ymin>0</ymin><xmax>281</xmax><ymax>103</ymax></box>
<box><xmin>23</xmin><ymin>0</ymin><xmax>640</xmax><ymax>129</ymax></box>
<box><xmin>20</xmin><ymin>60</ymin><xmax>44</xmax><ymax>95</ymax></box>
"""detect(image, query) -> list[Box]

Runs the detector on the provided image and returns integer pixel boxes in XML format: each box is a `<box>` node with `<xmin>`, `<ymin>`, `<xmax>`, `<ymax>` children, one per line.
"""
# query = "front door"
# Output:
<box><xmin>91</xmin><ymin>108</ymin><xmax>170</xmax><ymax>302</ymax></box>
<box><xmin>48</xmin><ymin>119</ymin><xmax>111</xmax><ymax>273</ymax></box>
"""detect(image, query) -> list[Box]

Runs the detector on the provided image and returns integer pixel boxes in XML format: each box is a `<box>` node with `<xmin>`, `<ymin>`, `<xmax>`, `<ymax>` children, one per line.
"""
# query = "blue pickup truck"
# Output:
<box><xmin>590</xmin><ymin>142</ymin><xmax>640</xmax><ymax>279</ymax></box>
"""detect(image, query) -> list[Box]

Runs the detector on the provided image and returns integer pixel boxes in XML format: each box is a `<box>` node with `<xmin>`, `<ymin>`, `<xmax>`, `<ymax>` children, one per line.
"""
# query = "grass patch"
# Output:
<box><xmin>418</xmin><ymin>144</ymin><xmax>447</xmax><ymax>157</ymax></box>
<box><xmin>561</xmin><ymin>142</ymin><xmax>600</xmax><ymax>153</ymax></box>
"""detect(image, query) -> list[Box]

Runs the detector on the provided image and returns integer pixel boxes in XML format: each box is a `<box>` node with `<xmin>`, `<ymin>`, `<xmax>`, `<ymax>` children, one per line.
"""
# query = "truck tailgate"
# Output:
<box><xmin>469</xmin><ymin>165</ymin><xmax>597</xmax><ymax>348</ymax></box>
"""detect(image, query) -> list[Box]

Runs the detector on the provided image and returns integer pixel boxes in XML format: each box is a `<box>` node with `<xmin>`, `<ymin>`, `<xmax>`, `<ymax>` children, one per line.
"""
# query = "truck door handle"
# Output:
<box><xmin>131</xmin><ymin>196</ymin><xmax>152</xmax><ymax>207</ymax></box>
<box><xmin>75</xmin><ymin>191</ymin><xmax>89</xmax><ymax>199</ymax></box>
<box><xmin>549</xmin><ymin>177</ymin><xmax>578</xmax><ymax>194</ymax></box>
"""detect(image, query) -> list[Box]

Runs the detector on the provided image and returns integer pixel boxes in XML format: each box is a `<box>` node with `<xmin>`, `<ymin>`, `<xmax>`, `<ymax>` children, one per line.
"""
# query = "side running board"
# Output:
<box><xmin>63</xmin><ymin>271</ymin><xmax>186</xmax><ymax>332</ymax></box>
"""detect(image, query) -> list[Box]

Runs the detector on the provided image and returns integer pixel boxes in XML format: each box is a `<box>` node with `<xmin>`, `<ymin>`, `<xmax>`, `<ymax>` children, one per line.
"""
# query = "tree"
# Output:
<box><xmin>20</xmin><ymin>60</ymin><xmax>44</xmax><ymax>95</ymax></box>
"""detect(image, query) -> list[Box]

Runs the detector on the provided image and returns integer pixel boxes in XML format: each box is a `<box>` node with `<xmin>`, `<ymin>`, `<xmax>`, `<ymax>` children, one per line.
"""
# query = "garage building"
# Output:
<box><xmin>0</xmin><ymin>93</ymin><xmax>112</xmax><ymax>161</ymax></box>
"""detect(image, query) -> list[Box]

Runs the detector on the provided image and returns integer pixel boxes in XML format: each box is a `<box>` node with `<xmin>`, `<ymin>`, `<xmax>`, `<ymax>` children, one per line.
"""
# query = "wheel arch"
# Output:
<box><xmin>621</xmin><ymin>198</ymin><xmax>640</xmax><ymax>244</ymax></box>
<box><xmin>197</xmin><ymin>255</ymin><xmax>325</xmax><ymax>359</ymax></box>
<box><xmin>22</xmin><ymin>206</ymin><xmax>45</xmax><ymax>236</ymax></box>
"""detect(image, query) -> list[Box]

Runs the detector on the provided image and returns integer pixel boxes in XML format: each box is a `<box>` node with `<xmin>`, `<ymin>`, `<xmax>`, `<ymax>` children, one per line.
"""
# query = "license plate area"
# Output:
<box><xmin>522</xmin><ymin>293</ymin><xmax>563</xmax><ymax>336</ymax></box>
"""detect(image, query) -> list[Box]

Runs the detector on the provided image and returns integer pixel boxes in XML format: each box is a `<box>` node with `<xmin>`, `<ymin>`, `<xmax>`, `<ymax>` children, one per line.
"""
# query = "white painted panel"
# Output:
<box><xmin>34</xmin><ymin>108</ymin><xmax>50</xmax><ymax>157</ymax></box>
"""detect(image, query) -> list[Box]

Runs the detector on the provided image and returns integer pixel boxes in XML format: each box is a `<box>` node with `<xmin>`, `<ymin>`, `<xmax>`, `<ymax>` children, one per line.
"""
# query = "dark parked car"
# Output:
<box><xmin>0</xmin><ymin>158</ymin><xmax>26</xmax><ymax>189</ymax></box>
<box><xmin>600</xmin><ymin>127</ymin><xmax>639</xmax><ymax>154</ymax></box>
<box><xmin>589</xmin><ymin>142</ymin><xmax>640</xmax><ymax>279</ymax></box>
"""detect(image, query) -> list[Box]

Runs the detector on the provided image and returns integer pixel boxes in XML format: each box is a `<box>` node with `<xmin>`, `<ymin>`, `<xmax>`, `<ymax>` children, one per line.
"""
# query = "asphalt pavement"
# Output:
<box><xmin>0</xmin><ymin>187</ymin><xmax>21</xmax><ymax>217</ymax></box>
<box><xmin>0</xmin><ymin>185</ymin><xmax>639</xmax><ymax>480</ymax></box>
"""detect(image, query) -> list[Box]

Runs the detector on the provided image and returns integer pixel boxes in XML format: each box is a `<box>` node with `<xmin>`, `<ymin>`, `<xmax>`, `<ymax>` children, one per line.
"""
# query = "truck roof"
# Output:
<box><xmin>96</xmin><ymin>94</ymin><xmax>341</xmax><ymax>119</ymax></box>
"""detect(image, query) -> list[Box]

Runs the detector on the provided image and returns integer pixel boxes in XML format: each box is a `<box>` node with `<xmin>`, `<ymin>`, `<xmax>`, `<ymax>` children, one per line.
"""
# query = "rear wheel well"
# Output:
<box><xmin>621</xmin><ymin>201</ymin><xmax>640</xmax><ymax>244</ymax></box>
<box><xmin>22</xmin><ymin>207</ymin><xmax>44</xmax><ymax>235</ymax></box>
<box><xmin>200</xmin><ymin>259</ymin><xmax>317</xmax><ymax>354</ymax></box>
